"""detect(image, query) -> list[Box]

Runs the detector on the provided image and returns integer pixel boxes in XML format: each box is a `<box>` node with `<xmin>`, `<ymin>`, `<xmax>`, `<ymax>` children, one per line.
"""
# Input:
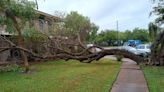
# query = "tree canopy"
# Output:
<box><xmin>95</xmin><ymin>28</ymin><xmax>149</xmax><ymax>46</ymax></box>
<box><xmin>64</xmin><ymin>11</ymin><xmax>91</xmax><ymax>36</ymax></box>
<box><xmin>151</xmin><ymin>0</ymin><xmax>164</xmax><ymax>25</ymax></box>
<box><xmin>0</xmin><ymin>0</ymin><xmax>36</xmax><ymax>33</ymax></box>
<box><xmin>86</xmin><ymin>23</ymin><xmax>99</xmax><ymax>43</ymax></box>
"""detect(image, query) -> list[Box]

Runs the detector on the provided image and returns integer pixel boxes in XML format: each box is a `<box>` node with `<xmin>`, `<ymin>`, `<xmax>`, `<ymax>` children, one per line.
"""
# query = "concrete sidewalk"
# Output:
<box><xmin>110</xmin><ymin>59</ymin><xmax>149</xmax><ymax>92</ymax></box>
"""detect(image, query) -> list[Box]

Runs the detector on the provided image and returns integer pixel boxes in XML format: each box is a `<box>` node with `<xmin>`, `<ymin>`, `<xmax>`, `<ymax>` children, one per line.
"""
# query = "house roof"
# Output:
<box><xmin>36</xmin><ymin>10</ymin><xmax>63</xmax><ymax>22</ymax></box>
<box><xmin>0</xmin><ymin>10</ymin><xmax>63</xmax><ymax>35</ymax></box>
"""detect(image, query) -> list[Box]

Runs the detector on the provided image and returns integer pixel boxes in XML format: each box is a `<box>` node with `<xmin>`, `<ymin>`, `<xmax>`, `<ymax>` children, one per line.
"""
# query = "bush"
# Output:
<box><xmin>116</xmin><ymin>55</ymin><xmax>123</xmax><ymax>62</ymax></box>
<box><xmin>0</xmin><ymin>64</ymin><xmax>22</xmax><ymax>73</ymax></box>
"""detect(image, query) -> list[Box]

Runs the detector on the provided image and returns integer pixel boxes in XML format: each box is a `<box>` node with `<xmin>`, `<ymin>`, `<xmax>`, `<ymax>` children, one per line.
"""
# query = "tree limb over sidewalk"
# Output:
<box><xmin>0</xmin><ymin>36</ymin><xmax>144</xmax><ymax>65</ymax></box>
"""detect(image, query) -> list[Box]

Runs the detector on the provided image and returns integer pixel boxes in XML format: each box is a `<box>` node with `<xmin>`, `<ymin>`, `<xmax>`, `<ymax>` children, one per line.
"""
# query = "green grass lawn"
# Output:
<box><xmin>142</xmin><ymin>66</ymin><xmax>164</xmax><ymax>92</ymax></box>
<box><xmin>0</xmin><ymin>59</ymin><xmax>121</xmax><ymax>92</ymax></box>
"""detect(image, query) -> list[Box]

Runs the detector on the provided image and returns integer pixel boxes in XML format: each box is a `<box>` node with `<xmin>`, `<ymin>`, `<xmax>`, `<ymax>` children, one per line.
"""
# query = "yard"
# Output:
<box><xmin>142</xmin><ymin>66</ymin><xmax>164</xmax><ymax>92</ymax></box>
<box><xmin>0</xmin><ymin>59</ymin><xmax>121</xmax><ymax>92</ymax></box>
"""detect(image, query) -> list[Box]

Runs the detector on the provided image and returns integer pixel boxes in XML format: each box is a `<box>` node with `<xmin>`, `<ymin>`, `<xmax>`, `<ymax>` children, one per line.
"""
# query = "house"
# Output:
<box><xmin>0</xmin><ymin>10</ymin><xmax>62</xmax><ymax>62</ymax></box>
<box><xmin>34</xmin><ymin>10</ymin><xmax>62</xmax><ymax>33</ymax></box>
<box><xmin>0</xmin><ymin>10</ymin><xmax>61</xmax><ymax>35</ymax></box>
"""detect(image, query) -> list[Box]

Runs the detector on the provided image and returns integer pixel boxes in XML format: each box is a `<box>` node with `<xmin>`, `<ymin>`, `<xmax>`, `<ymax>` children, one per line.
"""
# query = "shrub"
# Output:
<box><xmin>0</xmin><ymin>64</ymin><xmax>22</xmax><ymax>73</ymax></box>
<box><xmin>116</xmin><ymin>55</ymin><xmax>123</xmax><ymax>62</ymax></box>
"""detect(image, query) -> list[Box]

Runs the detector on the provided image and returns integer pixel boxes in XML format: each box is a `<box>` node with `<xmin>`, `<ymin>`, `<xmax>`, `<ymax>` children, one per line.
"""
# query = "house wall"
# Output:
<box><xmin>33</xmin><ymin>18</ymin><xmax>53</xmax><ymax>33</ymax></box>
<box><xmin>0</xmin><ymin>11</ymin><xmax>60</xmax><ymax>62</ymax></box>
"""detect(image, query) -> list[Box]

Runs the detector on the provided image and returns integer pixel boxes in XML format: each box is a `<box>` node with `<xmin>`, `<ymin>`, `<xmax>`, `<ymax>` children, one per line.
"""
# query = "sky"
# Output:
<box><xmin>35</xmin><ymin>0</ymin><xmax>155</xmax><ymax>31</ymax></box>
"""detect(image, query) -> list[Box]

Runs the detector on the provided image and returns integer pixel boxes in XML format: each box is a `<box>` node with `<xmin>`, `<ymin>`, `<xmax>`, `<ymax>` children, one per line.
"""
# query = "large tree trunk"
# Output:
<box><xmin>150</xmin><ymin>30</ymin><xmax>164</xmax><ymax>66</ymax></box>
<box><xmin>7</xmin><ymin>13</ymin><xmax>30</xmax><ymax>73</ymax></box>
<box><xmin>17</xmin><ymin>30</ymin><xmax>29</xmax><ymax>73</ymax></box>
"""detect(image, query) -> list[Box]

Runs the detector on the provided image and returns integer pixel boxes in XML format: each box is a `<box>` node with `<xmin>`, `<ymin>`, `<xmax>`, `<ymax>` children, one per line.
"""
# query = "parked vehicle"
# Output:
<box><xmin>120</xmin><ymin>46</ymin><xmax>147</xmax><ymax>57</ymax></box>
<box><xmin>136</xmin><ymin>44</ymin><xmax>151</xmax><ymax>55</ymax></box>
<box><xmin>124</xmin><ymin>40</ymin><xmax>141</xmax><ymax>47</ymax></box>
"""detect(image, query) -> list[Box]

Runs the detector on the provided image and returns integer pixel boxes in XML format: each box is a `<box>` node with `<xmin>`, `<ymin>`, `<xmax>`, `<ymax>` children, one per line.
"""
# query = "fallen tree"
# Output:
<box><xmin>0</xmin><ymin>35</ymin><xmax>144</xmax><ymax>65</ymax></box>
<box><xmin>2</xmin><ymin>28</ymin><xmax>164</xmax><ymax>73</ymax></box>
<box><xmin>0</xmin><ymin>45</ymin><xmax>144</xmax><ymax>64</ymax></box>
<box><xmin>0</xmin><ymin>0</ymin><xmax>163</xmax><ymax>74</ymax></box>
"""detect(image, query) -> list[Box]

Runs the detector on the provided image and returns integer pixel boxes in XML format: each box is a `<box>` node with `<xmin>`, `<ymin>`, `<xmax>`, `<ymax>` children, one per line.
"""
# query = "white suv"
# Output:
<box><xmin>120</xmin><ymin>46</ymin><xmax>147</xmax><ymax>57</ymax></box>
<box><xmin>136</xmin><ymin>44</ymin><xmax>151</xmax><ymax>54</ymax></box>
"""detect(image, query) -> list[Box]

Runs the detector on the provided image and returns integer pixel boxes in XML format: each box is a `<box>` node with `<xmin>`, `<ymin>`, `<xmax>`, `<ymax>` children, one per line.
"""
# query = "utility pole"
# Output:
<box><xmin>116</xmin><ymin>20</ymin><xmax>119</xmax><ymax>46</ymax></box>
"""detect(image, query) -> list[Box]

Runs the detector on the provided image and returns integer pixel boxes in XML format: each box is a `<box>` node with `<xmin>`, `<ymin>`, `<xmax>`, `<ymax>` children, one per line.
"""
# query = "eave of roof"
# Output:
<box><xmin>36</xmin><ymin>10</ymin><xmax>63</xmax><ymax>21</ymax></box>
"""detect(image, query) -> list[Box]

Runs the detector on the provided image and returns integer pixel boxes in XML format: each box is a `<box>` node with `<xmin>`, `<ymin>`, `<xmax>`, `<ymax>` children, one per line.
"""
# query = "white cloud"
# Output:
<box><xmin>34</xmin><ymin>0</ymin><xmax>155</xmax><ymax>31</ymax></box>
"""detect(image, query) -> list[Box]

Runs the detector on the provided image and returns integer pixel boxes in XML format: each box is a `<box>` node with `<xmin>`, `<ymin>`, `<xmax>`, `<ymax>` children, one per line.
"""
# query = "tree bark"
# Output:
<box><xmin>6</xmin><ymin>12</ymin><xmax>30</xmax><ymax>73</ymax></box>
<box><xmin>150</xmin><ymin>30</ymin><xmax>164</xmax><ymax>66</ymax></box>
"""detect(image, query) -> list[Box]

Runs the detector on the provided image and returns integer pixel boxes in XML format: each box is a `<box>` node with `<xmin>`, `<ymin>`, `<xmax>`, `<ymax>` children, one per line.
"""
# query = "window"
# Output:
<box><xmin>137</xmin><ymin>46</ymin><xmax>145</xmax><ymax>49</ymax></box>
<box><xmin>39</xmin><ymin>19</ymin><xmax>44</xmax><ymax>32</ymax></box>
<box><xmin>146</xmin><ymin>45</ymin><xmax>150</xmax><ymax>49</ymax></box>
<box><xmin>141</xmin><ymin>46</ymin><xmax>145</xmax><ymax>49</ymax></box>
